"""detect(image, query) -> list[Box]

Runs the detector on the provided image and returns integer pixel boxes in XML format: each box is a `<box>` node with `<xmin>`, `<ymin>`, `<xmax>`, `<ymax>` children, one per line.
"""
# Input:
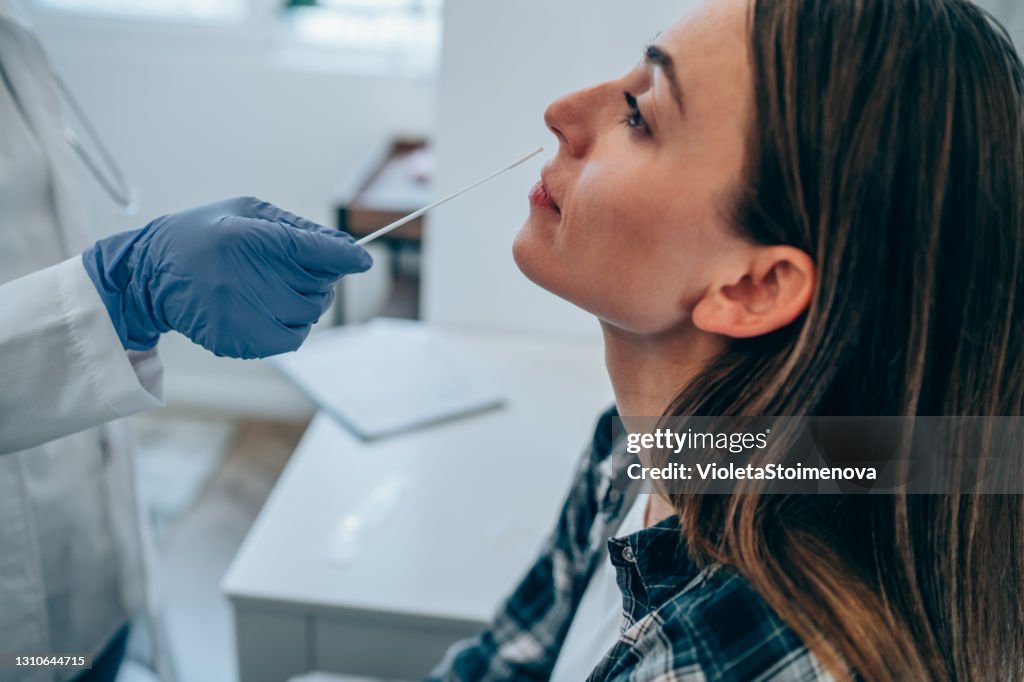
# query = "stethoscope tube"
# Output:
<box><xmin>0</xmin><ymin>19</ymin><xmax>140</xmax><ymax>215</ymax></box>
<box><xmin>54</xmin><ymin>71</ymin><xmax>140</xmax><ymax>215</ymax></box>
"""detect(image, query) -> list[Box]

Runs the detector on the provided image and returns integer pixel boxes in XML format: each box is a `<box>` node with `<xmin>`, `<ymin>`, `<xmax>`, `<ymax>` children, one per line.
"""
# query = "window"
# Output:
<box><xmin>36</xmin><ymin>0</ymin><xmax>246</xmax><ymax>20</ymax></box>
<box><xmin>283</xmin><ymin>0</ymin><xmax>442</xmax><ymax>63</ymax></box>
<box><xmin>33</xmin><ymin>0</ymin><xmax>444</xmax><ymax>76</ymax></box>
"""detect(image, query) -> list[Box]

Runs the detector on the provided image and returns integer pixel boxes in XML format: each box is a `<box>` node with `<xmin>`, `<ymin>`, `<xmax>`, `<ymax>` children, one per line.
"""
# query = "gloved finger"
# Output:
<box><xmin>267</xmin><ymin>287</ymin><xmax>330</xmax><ymax>327</ymax></box>
<box><xmin>262</xmin><ymin>284</ymin><xmax>335</xmax><ymax>327</ymax></box>
<box><xmin>319</xmin><ymin>286</ymin><xmax>336</xmax><ymax>314</ymax></box>
<box><xmin>284</xmin><ymin>224</ymin><xmax>373</xmax><ymax>278</ymax></box>
<box><xmin>216</xmin><ymin>243</ymin><xmax>332</xmax><ymax>330</ymax></box>
<box><xmin>225</xmin><ymin>320</ymin><xmax>311</xmax><ymax>359</ymax></box>
<box><xmin>183</xmin><ymin>283</ymin><xmax>311</xmax><ymax>359</ymax></box>
<box><xmin>236</xmin><ymin>196</ymin><xmax>336</xmax><ymax>235</ymax></box>
<box><xmin>254</xmin><ymin>241</ymin><xmax>336</xmax><ymax>296</ymax></box>
<box><xmin>231</xmin><ymin>224</ymin><xmax>335</xmax><ymax>295</ymax></box>
<box><xmin>260</xmin><ymin>318</ymin><xmax>315</xmax><ymax>357</ymax></box>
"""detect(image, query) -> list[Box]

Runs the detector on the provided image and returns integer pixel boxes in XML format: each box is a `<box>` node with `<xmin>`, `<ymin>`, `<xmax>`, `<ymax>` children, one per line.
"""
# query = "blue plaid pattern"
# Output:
<box><xmin>427</xmin><ymin>407</ymin><xmax>835</xmax><ymax>681</ymax></box>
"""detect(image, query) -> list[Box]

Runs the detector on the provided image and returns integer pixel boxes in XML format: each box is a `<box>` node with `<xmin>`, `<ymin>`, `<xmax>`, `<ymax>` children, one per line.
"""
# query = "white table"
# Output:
<box><xmin>222</xmin><ymin>328</ymin><xmax>613</xmax><ymax>682</ymax></box>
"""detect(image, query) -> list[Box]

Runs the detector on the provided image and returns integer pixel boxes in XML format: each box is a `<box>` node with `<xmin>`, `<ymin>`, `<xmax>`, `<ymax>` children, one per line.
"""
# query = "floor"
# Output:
<box><xmin>135</xmin><ymin>416</ymin><xmax>307</xmax><ymax>682</ymax></box>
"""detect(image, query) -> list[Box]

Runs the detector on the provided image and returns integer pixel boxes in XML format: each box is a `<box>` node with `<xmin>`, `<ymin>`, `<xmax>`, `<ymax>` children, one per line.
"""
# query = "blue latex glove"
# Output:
<box><xmin>82</xmin><ymin>196</ymin><xmax>372</xmax><ymax>359</ymax></box>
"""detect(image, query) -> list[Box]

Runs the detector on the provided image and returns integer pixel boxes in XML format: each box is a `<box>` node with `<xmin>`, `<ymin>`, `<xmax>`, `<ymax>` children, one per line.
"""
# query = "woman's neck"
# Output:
<box><xmin>601</xmin><ymin>320</ymin><xmax>724</xmax><ymax>528</ymax></box>
<box><xmin>600</xmin><ymin>320</ymin><xmax>723</xmax><ymax>421</ymax></box>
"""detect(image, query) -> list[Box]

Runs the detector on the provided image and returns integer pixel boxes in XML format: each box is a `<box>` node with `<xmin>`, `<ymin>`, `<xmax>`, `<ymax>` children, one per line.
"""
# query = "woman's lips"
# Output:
<box><xmin>529</xmin><ymin>180</ymin><xmax>560</xmax><ymax>214</ymax></box>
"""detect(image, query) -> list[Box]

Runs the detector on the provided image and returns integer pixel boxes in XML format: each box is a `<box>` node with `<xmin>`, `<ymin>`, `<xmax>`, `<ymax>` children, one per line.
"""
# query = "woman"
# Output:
<box><xmin>430</xmin><ymin>0</ymin><xmax>1024</xmax><ymax>679</ymax></box>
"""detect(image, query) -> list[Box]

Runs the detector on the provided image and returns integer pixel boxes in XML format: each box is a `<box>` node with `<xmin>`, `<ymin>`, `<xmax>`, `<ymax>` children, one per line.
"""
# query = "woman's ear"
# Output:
<box><xmin>691</xmin><ymin>246</ymin><xmax>815</xmax><ymax>338</ymax></box>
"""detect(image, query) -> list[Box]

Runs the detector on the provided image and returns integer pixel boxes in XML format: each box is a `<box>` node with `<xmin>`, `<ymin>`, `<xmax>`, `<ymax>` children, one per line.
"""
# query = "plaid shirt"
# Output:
<box><xmin>427</xmin><ymin>407</ymin><xmax>835</xmax><ymax>682</ymax></box>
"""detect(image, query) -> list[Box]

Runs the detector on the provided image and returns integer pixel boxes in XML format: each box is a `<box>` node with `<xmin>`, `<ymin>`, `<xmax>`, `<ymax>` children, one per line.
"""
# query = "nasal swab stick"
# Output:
<box><xmin>354</xmin><ymin>147</ymin><xmax>544</xmax><ymax>247</ymax></box>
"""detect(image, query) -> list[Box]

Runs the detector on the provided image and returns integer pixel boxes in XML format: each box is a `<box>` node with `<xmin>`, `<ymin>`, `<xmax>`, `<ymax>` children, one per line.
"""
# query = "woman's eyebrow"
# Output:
<box><xmin>645</xmin><ymin>44</ymin><xmax>685</xmax><ymax>114</ymax></box>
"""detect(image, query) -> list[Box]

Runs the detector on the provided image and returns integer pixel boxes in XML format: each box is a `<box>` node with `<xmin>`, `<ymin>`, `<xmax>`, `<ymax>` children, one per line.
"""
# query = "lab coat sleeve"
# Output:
<box><xmin>0</xmin><ymin>256</ymin><xmax>164</xmax><ymax>454</ymax></box>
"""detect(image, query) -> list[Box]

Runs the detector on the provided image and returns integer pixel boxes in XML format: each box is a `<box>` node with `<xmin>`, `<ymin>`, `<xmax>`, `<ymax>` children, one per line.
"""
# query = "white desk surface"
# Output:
<box><xmin>222</xmin><ymin>326</ymin><xmax>613</xmax><ymax>625</ymax></box>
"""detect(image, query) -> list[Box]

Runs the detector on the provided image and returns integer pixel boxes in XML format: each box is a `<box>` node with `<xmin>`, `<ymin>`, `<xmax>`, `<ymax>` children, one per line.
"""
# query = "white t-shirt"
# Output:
<box><xmin>549</xmin><ymin>491</ymin><xmax>650</xmax><ymax>682</ymax></box>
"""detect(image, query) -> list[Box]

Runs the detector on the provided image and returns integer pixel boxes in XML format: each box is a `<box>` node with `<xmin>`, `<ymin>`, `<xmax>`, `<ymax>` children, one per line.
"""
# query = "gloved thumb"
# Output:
<box><xmin>286</xmin><ymin>224</ymin><xmax>373</xmax><ymax>277</ymax></box>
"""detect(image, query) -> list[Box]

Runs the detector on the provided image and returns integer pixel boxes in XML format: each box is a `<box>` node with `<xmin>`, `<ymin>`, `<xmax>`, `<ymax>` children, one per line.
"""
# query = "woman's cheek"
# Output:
<box><xmin>512</xmin><ymin>222</ymin><xmax>686</xmax><ymax>333</ymax></box>
<box><xmin>513</xmin><ymin>219</ymin><xmax>606</xmax><ymax>311</ymax></box>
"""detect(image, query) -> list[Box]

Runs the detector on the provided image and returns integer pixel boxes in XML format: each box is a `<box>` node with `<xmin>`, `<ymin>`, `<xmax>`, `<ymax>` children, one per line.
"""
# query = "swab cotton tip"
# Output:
<box><xmin>354</xmin><ymin>146</ymin><xmax>545</xmax><ymax>247</ymax></box>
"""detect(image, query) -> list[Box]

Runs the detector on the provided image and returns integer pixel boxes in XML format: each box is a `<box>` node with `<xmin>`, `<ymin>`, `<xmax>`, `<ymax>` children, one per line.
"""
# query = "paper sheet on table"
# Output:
<box><xmin>272</xmin><ymin>319</ymin><xmax>504</xmax><ymax>440</ymax></box>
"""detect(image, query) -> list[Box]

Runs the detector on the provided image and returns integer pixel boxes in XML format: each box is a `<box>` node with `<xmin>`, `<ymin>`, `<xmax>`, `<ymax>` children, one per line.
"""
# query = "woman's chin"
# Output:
<box><xmin>512</xmin><ymin>221</ymin><xmax>555</xmax><ymax>289</ymax></box>
<box><xmin>514</xmin><ymin>218</ymin><xmax>605</xmax><ymax>318</ymax></box>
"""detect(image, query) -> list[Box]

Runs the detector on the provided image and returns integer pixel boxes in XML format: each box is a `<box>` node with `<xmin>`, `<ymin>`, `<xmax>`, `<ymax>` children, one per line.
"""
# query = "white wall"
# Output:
<box><xmin>422</xmin><ymin>0</ymin><xmax>698</xmax><ymax>338</ymax></box>
<box><xmin>978</xmin><ymin>0</ymin><xmax>1023</xmax><ymax>48</ymax></box>
<box><xmin>25</xmin><ymin>5</ymin><xmax>437</xmax><ymax>418</ymax></box>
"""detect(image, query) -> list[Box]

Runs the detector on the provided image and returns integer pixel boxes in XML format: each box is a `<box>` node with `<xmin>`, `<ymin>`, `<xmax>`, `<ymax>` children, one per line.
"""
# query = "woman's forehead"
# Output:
<box><xmin>656</xmin><ymin>0</ymin><xmax>753</xmax><ymax>114</ymax></box>
<box><xmin>660</xmin><ymin>0</ymin><xmax>750</xmax><ymax>56</ymax></box>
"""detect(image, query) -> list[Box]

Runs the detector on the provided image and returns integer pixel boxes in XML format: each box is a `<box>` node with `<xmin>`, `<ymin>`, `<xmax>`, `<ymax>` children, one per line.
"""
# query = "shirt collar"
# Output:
<box><xmin>607</xmin><ymin>513</ymin><xmax>700</xmax><ymax>621</ymax></box>
<box><xmin>601</xmin><ymin>408</ymin><xmax>703</xmax><ymax>619</ymax></box>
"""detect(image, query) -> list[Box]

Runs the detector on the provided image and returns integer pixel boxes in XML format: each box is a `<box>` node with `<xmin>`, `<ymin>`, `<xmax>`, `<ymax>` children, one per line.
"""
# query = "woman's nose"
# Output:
<box><xmin>544</xmin><ymin>84</ymin><xmax>602</xmax><ymax>159</ymax></box>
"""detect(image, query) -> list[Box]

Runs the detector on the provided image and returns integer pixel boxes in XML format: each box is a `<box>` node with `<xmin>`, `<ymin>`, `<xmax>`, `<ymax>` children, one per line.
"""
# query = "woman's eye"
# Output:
<box><xmin>622</xmin><ymin>92</ymin><xmax>651</xmax><ymax>137</ymax></box>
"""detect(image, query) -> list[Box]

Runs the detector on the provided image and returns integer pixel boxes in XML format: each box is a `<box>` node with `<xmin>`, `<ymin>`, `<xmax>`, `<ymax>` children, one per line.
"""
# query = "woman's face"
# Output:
<box><xmin>514</xmin><ymin>0</ymin><xmax>756</xmax><ymax>336</ymax></box>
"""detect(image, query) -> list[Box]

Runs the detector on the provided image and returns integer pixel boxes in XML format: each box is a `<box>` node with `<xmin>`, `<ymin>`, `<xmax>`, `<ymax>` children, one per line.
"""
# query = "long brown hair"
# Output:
<box><xmin>667</xmin><ymin>0</ymin><xmax>1024</xmax><ymax>679</ymax></box>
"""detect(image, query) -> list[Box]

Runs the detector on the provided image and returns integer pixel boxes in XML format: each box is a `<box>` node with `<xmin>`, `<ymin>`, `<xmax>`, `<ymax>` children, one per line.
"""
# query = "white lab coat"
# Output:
<box><xmin>0</xmin><ymin>3</ymin><xmax>169</xmax><ymax>680</ymax></box>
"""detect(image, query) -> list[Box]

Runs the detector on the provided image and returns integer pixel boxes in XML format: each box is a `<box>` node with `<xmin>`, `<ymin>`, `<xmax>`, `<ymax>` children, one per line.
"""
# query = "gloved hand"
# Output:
<box><xmin>82</xmin><ymin>196</ymin><xmax>372</xmax><ymax>359</ymax></box>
